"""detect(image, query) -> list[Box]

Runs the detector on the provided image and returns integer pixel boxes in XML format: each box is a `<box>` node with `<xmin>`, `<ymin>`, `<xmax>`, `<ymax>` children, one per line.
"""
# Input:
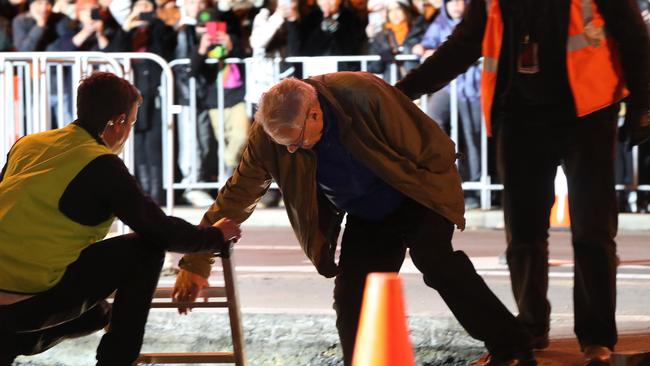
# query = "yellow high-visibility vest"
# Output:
<box><xmin>0</xmin><ymin>124</ymin><xmax>114</xmax><ymax>294</ymax></box>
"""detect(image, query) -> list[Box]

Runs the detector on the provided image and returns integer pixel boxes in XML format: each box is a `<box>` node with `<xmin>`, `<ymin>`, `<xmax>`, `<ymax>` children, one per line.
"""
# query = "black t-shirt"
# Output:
<box><xmin>0</xmin><ymin>129</ymin><xmax>225</xmax><ymax>254</ymax></box>
<box><xmin>497</xmin><ymin>0</ymin><xmax>575</xmax><ymax>113</ymax></box>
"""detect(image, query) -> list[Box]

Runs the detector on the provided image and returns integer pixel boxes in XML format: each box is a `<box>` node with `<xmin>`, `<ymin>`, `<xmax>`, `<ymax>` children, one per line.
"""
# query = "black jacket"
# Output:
<box><xmin>286</xmin><ymin>5</ymin><xmax>366</xmax><ymax>58</ymax></box>
<box><xmin>109</xmin><ymin>18</ymin><xmax>177</xmax><ymax>132</ymax></box>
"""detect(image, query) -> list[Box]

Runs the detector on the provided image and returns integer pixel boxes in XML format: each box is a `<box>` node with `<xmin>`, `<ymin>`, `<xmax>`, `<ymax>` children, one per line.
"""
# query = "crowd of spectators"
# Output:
<box><xmin>1</xmin><ymin>0</ymin><xmax>649</xmax><ymax>210</ymax></box>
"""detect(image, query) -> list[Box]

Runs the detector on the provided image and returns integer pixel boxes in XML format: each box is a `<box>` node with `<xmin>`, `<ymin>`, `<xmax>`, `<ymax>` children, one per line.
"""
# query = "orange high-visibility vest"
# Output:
<box><xmin>481</xmin><ymin>0</ymin><xmax>629</xmax><ymax>135</ymax></box>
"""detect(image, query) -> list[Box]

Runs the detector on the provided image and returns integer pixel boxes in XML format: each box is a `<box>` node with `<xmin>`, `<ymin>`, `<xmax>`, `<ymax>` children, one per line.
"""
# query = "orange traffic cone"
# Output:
<box><xmin>550</xmin><ymin>166</ymin><xmax>570</xmax><ymax>228</ymax></box>
<box><xmin>352</xmin><ymin>273</ymin><xmax>415</xmax><ymax>366</ymax></box>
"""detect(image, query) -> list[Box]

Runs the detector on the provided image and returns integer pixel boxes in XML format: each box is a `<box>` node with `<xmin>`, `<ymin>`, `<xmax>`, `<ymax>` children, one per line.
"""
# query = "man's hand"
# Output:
<box><xmin>213</xmin><ymin>217</ymin><xmax>241</xmax><ymax>242</ymax></box>
<box><xmin>172</xmin><ymin>269</ymin><xmax>210</xmax><ymax>314</ymax></box>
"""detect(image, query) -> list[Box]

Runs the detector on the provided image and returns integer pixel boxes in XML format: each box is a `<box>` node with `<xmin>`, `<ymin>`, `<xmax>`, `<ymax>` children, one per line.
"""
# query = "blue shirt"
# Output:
<box><xmin>313</xmin><ymin>94</ymin><xmax>404</xmax><ymax>221</ymax></box>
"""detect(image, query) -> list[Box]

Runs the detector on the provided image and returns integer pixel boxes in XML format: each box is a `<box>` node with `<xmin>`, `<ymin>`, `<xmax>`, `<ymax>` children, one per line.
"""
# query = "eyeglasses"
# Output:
<box><xmin>286</xmin><ymin>107</ymin><xmax>317</xmax><ymax>151</ymax></box>
<box><xmin>287</xmin><ymin>118</ymin><xmax>308</xmax><ymax>151</ymax></box>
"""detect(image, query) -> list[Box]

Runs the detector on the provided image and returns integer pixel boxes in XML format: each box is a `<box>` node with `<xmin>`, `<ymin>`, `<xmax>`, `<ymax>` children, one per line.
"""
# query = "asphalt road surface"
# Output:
<box><xmin>163</xmin><ymin>227</ymin><xmax>650</xmax><ymax>338</ymax></box>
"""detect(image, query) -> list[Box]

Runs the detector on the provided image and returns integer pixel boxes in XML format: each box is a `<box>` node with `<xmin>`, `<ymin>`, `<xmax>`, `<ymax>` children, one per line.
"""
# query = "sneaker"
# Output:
<box><xmin>183</xmin><ymin>190</ymin><xmax>215</xmax><ymax>208</ymax></box>
<box><xmin>470</xmin><ymin>350</ymin><xmax>537</xmax><ymax>366</ymax></box>
<box><xmin>583</xmin><ymin>345</ymin><xmax>611</xmax><ymax>366</ymax></box>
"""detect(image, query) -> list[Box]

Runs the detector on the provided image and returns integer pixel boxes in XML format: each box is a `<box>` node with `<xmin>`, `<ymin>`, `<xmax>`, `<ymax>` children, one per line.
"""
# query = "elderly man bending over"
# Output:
<box><xmin>173</xmin><ymin>72</ymin><xmax>536</xmax><ymax>366</ymax></box>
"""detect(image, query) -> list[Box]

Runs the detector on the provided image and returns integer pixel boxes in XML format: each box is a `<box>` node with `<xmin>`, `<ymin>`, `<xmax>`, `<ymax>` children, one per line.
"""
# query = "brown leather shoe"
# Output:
<box><xmin>470</xmin><ymin>351</ymin><xmax>537</xmax><ymax>366</ymax></box>
<box><xmin>583</xmin><ymin>345</ymin><xmax>611</xmax><ymax>366</ymax></box>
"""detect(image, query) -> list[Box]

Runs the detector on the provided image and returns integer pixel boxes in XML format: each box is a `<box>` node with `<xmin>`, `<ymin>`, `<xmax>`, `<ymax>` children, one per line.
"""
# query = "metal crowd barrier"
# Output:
<box><xmin>0</xmin><ymin>52</ymin><xmax>123</xmax><ymax>166</ymax></box>
<box><xmin>167</xmin><ymin>57</ymin><xmax>250</xmax><ymax>196</ymax></box>
<box><xmin>1</xmin><ymin>52</ymin><xmax>647</xmax><ymax>212</ymax></box>
<box><xmin>108</xmin><ymin>52</ymin><xmax>177</xmax><ymax>213</ymax></box>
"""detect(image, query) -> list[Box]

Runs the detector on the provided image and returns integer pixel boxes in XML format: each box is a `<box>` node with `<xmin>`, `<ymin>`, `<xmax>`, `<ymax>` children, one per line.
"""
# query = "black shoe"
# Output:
<box><xmin>531</xmin><ymin>333</ymin><xmax>549</xmax><ymax>350</ymax></box>
<box><xmin>470</xmin><ymin>350</ymin><xmax>537</xmax><ymax>366</ymax></box>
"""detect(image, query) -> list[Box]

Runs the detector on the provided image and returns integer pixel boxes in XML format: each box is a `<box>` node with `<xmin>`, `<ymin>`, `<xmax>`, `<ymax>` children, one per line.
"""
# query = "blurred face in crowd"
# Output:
<box><xmin>317</xmin><ymin>0</ymin><xmax>342</xmax><ymax>18</ymax></box>
<box><xmin>445</xmin><ymin>0</ymin><xmax>464</xmax><ymax>19</ymax></box>
<box><xmin>387</xmin><ymin>2</ymin><xmax>407</xmax><ymax>24</ymax></box>
<box><xmin>29</xmin><ymin>0</ymin><xmax>52</xmax><ymax>20</ymax></box>
<box><xmin>183</xmin><ymin>0</ymin><xmax>206</xmax><ymax>19</ymax></box>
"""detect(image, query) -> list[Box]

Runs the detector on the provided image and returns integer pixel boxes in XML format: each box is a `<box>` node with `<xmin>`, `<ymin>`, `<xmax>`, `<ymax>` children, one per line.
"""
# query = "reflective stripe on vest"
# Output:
<box><xmin>480</xmin><ymin>0</ymin><xmax>629</xmax><ymax>135</ymax></box>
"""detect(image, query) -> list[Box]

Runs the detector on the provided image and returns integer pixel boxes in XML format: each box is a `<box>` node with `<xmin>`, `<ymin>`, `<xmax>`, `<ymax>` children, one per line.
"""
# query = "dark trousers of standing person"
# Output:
<box><xmin>496</xmin><ymin>104</ymin><xmax>619</xmax><ymax>350</ymax></box>
<box><xmin>428</xmin><ymin>90</ymin><xmax>483</xmax><ymax>183</ymax></box>
<box><xmin>458</xmin><ymin>97</ymin><xmax>482</xmax><ymax>183</ymax></box>
<box><xmin>135</xmin><ymin>106</ymin><xmax>164</xmax><ymax>205</ymax></box>
<box><xmin>0</xmin><ymin>234</ymin><xmax>164</xmax><ymax>366</ymax></box>
<box><xmin>333</xmin><ymin>198</ymin><xmax>533</xmax><ymax>366</ymax></box>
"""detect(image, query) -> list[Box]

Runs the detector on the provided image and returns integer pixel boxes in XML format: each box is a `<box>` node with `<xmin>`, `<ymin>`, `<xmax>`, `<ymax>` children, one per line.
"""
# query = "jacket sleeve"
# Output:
<box><xmin>95</xmin><ymin>155</ymin><xmax>228</xmax><ymax>255</ymax></box>
<box><xmin>395</xmin><ymin>0</ymin><xmax>486</xmax><ymax>100</ymax></box>
<box><xmin>180</xmin><ymin>123</ymin><xmax>274</xmax><ymax>277</ymax></box>
<box><xmin>420</xmin><ymin>21</ymin><xmax>441</xmax><ymax>49</ymax></box>
<box><xmin>596</xmin><ymin>0</ymin><xmax>650</xmax><ymax>113</ymax></box>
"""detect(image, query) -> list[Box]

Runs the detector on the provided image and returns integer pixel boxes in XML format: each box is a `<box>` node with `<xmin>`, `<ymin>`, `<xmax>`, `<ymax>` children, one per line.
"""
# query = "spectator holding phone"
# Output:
<box><xmin>173</xmin><ymin>0</ymin><xmax>220</xmax><ymax>207</ymax></box>
<box><xmin>13</xmin><ymin>0</ymin><xmax>74</xmax><ymax>128</ymax></box>
<box><xmin>12</xmin><ymin>0</ymin><xmax>70</xmax><ymax>51</ymax></box>
<box><xmin>284</xmin><ymin>0</ymin><xmax>366</xmax><ymax>70</ymax></box>
<box><xmin>48</xmin><ymin>0</ymin><xmax>119</xmax><ymax>51</ymax></box>
<box><xmin>190</xmin><ymin>3</ymin><xmax>249</xmax><ymax>179</ymax></box>
<box><xmin>111</xmin><ymin>0</ymin><xmax>177</xmax><ymax>205</ymax></box>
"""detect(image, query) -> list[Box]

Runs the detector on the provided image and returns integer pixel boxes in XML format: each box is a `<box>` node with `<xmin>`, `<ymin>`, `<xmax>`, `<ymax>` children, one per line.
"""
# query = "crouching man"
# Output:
<box><xmin>0</xmin><ymin>72</ymin><xmax>241</xmax><ymax>366</ymax></box>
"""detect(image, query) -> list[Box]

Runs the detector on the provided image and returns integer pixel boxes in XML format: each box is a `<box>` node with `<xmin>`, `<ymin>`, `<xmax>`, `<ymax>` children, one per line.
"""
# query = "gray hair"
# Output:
<box><xmin>255</xmin><ymin>78</ymin><xmax>318</xmax><ymax>138</ymax></box>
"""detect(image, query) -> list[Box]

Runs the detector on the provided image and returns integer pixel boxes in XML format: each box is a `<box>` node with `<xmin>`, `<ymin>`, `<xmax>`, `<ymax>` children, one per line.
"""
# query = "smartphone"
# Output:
<box><xmin>138</xmin><ymin>11</ymin><xmax>156</xmax><ymax>21</ymax></box>
<box><xmin>206</xmin><ymin>21</ymin><xmax>227</xmax><ymax>43</ymax></box>
<box><xmin>90</xmin><ymin>8</ymin><xmax>102</xmax><ymax>20</ymax></box>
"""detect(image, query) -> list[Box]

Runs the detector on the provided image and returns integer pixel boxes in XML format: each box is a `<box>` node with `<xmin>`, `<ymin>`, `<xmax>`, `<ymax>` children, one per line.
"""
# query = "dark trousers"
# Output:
<box><xmin>496</xmin><ymin>104</ymin><xmax>619</xmax><ymax>350</ymax></box>
<box><xmin>135</xmin><ymin>116</ymin><xmax>164</xmax><ymax>205</ymax></box>
<box><xmin>427</xmin><ymin>89</ymin><xmax>483</xmax><ymax>182</ymax></box>
<box><xmin>0</xmin><ymin>234</ymin><xmax>164</xmax><ymax>365</ymax></box>
<box><xmin>333</xmin><ymin>199</ymin><xmax>532</xmax><ymax>365</ymax></box>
